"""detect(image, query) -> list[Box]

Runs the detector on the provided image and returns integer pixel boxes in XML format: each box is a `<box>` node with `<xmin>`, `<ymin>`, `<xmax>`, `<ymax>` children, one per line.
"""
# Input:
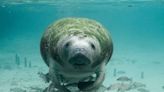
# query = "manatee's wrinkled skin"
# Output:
<box><xmin>40</xmin><ymin>18</ymin><xmax>113</xmax><ymax>92</ymax></box>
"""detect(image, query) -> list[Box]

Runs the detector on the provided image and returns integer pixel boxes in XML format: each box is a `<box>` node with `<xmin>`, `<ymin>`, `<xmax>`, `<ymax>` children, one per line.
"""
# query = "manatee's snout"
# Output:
<box><xmin>59</xmin><ymin>35</ymin><xmax>101</xmax><ymax>69</ymax></box>
<box><xmin>68</xmin><ymin>48</ymin><xmax>91</xmax><ymax>66</ymax></box>
<box><xmin>69</xmin><ymin>53</ymin><xmax>91</xmax><ymax>66</ymax></box>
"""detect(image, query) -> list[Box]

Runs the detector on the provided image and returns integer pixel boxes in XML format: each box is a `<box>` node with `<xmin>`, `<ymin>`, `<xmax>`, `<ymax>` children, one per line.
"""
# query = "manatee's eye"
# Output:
<box><xmin>90</xmin><ymin>43</ymin><xmax>95</xmax><ymax>50</ymax></box>
<box><xmin>64</xmin><ymin>41</ymin><xmax>71</xmax><ymax>48</ymax></box>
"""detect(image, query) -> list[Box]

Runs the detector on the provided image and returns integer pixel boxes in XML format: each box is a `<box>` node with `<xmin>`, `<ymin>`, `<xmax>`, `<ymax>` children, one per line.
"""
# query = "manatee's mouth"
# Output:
<box><xmin>69</xmin><ymin>53</ymin><xmax>91</xmax><ymax>66</ymax></box>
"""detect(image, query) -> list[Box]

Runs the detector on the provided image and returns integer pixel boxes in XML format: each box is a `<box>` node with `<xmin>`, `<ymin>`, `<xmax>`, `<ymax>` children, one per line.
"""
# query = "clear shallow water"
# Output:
<box><xmin>0</xmin><ymin>0</ymin><xmax>164</xmax><ymax>92</ymax></box>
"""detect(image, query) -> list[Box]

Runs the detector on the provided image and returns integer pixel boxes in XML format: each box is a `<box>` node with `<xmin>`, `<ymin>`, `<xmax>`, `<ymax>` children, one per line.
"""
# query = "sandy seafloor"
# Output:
<box><xmin>0</xmin><ymin>0</ymin><xmax>164</xmax><ymax>92</ymax></box>
<box><xmin>0</xmin><ymin>53</ymin><xmax>164</xmax><ymax>92</ymax></box>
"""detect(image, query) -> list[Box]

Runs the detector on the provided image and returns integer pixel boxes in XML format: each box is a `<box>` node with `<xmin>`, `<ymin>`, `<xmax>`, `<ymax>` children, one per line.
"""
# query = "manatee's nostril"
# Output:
<box><xmin>90</xmin><ymin>43</ymin><xmax>95</xmax><ymax>50</ymax></box>
<box><xmin>65</xmin><ymin>42</ymin><xmax>71</xmax><ymax>48</ymax></box>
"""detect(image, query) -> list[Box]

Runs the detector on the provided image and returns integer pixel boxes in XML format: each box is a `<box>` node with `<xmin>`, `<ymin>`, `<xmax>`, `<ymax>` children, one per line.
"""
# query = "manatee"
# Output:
<box><xmin>40</xmin><ymin>18</ymin><xmax>113</xmax><ymax>92</ymax></box>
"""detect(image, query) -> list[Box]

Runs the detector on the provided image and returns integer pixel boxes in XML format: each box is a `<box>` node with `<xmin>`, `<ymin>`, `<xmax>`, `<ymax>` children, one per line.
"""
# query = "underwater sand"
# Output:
<box><xmin>0</xmin><ymin>53</ymin><xmax>164</xmax><ymax>92</ymax></box>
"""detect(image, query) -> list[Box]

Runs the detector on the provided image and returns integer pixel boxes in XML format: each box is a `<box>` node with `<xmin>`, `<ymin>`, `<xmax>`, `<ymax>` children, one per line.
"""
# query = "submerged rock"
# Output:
<box><xmin>107</xmin><ymin>83</ymin><xmax>131</xmax><ymax>91</ymax></box>
<box><xmin>107</xmin><ymin>79</ymin><xmax>148</xmax><ymax>92</ymax></box>
<box><xmin>131</xmin><ymin>82</ymin><xmax>146</xmax><ymax>89</ymax></box>
<box><xmin>117</xmin><ymin>76</ymin><xmax>132</xmax><ymax>83</ymax></box>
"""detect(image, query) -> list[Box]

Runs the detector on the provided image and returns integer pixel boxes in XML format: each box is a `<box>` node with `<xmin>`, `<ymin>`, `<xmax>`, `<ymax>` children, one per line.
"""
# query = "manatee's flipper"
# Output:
<box><xmin>65</xmin><ymin>83</ymin><xmax>78</xmax><ymax>87</ymax></box>
<box><xmin>80</xmin><ymin>73</ymin><xmax>105</xmax><ymax>91</ymax></box>
<box><xmin>79</xmin><ymin>63</ymin><xmax>105</xmax><ymax>91</ymax></box>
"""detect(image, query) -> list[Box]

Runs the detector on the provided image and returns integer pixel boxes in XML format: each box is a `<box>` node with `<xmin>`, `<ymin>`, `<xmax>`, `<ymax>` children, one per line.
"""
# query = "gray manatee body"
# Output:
<box><xmin>40</xmin><ymin>18</ymin><xmax>113</xmax><ymax>92</ymax></box>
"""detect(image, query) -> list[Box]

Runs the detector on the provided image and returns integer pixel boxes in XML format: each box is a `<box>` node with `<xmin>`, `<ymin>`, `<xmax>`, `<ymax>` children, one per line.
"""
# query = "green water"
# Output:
<box><xmin>0</xmin><ymin>0</ymin><xmax>164</xmax><ymax>92</ymax></box>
